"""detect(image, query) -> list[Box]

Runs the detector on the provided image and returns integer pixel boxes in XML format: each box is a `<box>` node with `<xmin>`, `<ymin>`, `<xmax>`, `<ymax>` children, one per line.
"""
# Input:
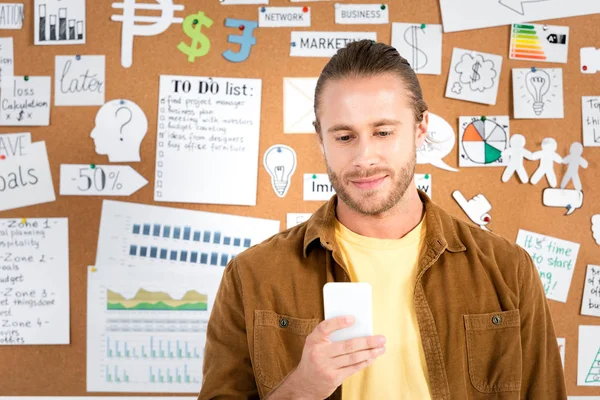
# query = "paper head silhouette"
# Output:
<box><xmin>90</xmin><ymin>99</ymin><xmax>148</xmax><ymax>162</ymax></box>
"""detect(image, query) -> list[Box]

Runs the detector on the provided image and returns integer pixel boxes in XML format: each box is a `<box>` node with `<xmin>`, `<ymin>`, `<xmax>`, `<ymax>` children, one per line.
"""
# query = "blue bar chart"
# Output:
<box><xmin>106</xmin><ymin>336</ymin><xmax>204</xmax><ymax>360</ymax></box>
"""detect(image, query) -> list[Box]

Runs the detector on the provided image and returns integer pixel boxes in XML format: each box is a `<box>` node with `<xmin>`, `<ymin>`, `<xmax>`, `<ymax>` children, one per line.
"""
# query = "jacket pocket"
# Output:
<box><xmin>253</xmin><ymin>310</ymin><xmax>319</xmax><ymax>389</ymax></box>
<box><xmin>463</xmin><ymin>309</ymin><xmax>522</xmax><ymax>393</ymax></box>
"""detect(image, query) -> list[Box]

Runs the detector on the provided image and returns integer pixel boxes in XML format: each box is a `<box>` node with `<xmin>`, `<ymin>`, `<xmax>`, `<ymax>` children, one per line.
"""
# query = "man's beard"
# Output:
<box><xmin>327</xmin><ymin>150</ymin><xmax>416</xmax><ymax>216</ymax></box>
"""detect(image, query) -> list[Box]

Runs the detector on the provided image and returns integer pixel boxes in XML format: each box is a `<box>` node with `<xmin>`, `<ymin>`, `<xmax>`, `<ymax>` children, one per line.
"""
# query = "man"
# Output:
<box><xmin>199</xmin><ymin>40</ymin><xmax>567</xmax><ymax>399</ymax></box>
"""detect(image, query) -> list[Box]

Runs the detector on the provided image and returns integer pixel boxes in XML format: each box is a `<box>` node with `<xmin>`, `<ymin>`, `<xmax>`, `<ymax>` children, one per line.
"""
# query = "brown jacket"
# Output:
<box><xmin>199</xmin><ymin>191</ymin><xmax>567</xmax><ymax>399</ymax></box>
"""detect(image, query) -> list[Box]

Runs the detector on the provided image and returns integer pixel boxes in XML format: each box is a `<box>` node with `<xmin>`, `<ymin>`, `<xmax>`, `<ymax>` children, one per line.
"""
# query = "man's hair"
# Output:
<box><xmin>313</xmin><ymin>39</ymin><xmax>428</xmax><ymax>134</ymax></box>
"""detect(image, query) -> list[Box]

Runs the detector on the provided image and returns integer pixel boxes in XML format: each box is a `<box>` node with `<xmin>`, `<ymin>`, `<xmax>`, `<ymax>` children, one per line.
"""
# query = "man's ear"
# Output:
<box><xmin>415</xmin><ymin>110</ymin><xmax>429</xmax><ymax>148</ymax></box>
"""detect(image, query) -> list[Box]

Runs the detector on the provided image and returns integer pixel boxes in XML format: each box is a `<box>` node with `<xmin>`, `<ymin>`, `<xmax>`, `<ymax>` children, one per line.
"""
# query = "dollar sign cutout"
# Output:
<box><xmin>470</xmin><ymin>61</ymin><xmax>481</xmax><ymax>83</ymax></box>
<box><xmin>403</xmin><ymin>26</ymin><xmax>428</xmax><ymax>72</ymax></box>
<box><xmin>178</xmin><ymin>12</ymin><xmax>213</xmax><ymax>62</ymax></box>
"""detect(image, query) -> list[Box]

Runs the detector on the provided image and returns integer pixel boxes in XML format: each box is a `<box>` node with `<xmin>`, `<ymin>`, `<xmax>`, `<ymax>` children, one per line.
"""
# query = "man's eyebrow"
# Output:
<box><xmin>326</xmin><ymin>124</ymin><xmax>354</xmax><ymax>134</ymax></box>
<box><xmin>326</xmin><ymin>119</ymin><xmax>403</xmax><ymax>134</ymax></box>
<box><xmin>371</xmin><ymin>119</ymin><xmax>402</xmax><ymax>127</ymax></box>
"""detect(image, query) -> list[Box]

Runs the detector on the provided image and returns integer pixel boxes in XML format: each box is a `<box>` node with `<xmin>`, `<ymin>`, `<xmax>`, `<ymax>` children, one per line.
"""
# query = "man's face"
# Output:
<box><xmin>317</xmin><ymin>73</ymin><xmax>428</xmax><ymax>216</ymax></box>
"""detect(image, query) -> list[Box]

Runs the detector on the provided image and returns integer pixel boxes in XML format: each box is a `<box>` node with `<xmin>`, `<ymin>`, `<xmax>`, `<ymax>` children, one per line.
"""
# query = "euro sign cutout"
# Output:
<box><xmin>178</xmin><ymin>12</ymin><xmax>213</xmax><ymax>62</ymax></box>
<box><xmin>111</xmin><ymin>0</ymin><xmax>185</xmax><ymax>68</ymax></box>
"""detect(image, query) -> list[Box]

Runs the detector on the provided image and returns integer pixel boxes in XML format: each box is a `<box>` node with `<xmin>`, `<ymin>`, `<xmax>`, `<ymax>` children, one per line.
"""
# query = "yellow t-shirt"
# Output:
<box><xmin>335</xmin><ymin>216</ymin><xmax>432</xmax><ymax>400</ymax></box>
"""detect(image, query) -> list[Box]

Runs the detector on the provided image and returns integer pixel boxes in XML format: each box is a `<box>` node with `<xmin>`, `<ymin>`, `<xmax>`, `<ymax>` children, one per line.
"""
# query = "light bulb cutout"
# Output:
<box><xmin>525</xmin><ymin>69</ymin><xmax>551</xmax><ymax>115</ymax></box>
<box><xmin>263</xmin><ymin>144</ymin><xmax>297</xmax><ymax>198</ymax></box>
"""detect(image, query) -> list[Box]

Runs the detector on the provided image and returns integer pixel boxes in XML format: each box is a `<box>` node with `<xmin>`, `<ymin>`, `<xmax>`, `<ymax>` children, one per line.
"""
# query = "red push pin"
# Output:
<box><xmin>0</xmin><ymin>155</ymin><xmax>5</xmax><ymax>160</ymax></box>
<box><xmin>483</xmin><ymin>215</ymin><xmax>491</xmax><ymax>223</ymax></box>
<box><xmin>583</xmin><ymin>65</ymin><xmax>588</xmax><ymax>71</ymax></box>
<box><xmin>239</xmin><ymin>25</ymin><xmax>245</xmax><ymax>31</ymax></box>
<box><xmin>302</xmin><ymin>6</ymin><xmax>309</xmax><ymax>12</ymax></box>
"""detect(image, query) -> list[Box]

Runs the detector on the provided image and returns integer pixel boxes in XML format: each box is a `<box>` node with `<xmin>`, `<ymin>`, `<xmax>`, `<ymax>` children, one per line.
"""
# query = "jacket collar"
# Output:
<box><xmin>303</xmin><ymin>190</ymin><xmax>466</xmax><ymax>257</ymax></box>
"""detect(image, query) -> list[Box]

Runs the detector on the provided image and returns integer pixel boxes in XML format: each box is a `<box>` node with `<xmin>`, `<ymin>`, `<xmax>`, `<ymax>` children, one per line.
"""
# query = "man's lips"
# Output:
<box><xmin>349</xmin><ymin>175</ymin><xmax>387</xmax><ymax>190</ymax></box>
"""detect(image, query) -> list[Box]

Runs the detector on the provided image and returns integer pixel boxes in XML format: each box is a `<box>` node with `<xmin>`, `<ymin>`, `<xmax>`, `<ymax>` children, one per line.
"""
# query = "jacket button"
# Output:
<box><xmin>492</xmin><ymin>315</ymin><xmax>502</xmax><ymax>325</ymax></box>
<box><xmin>279</xmin><ymin>318</ymin><xmax>289</xmax><ymax>328</ymax></box>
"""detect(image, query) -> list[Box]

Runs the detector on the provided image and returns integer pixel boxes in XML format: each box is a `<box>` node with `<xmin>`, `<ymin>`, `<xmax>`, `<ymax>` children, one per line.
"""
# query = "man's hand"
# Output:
<box><xmin>268</xmin><ymin>316</ymin><xmax>386</xmax><ymax>399</ymax></box>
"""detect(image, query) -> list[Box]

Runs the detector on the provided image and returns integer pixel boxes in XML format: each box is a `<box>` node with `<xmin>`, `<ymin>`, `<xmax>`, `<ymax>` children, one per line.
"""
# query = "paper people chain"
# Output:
<box><xmin>560</xmin><ymin>142</ymin><xmax>588</xmax><ymax>191</ymax></box>
<box><xmin>501</xmin><ymin>134</ymin><xmax>533</xmax><ymax>183</ymax></box>
<box><xmin>530</xmin><ymin>138</ymin><xmax>563</xmax><ymax>187</ymax></box>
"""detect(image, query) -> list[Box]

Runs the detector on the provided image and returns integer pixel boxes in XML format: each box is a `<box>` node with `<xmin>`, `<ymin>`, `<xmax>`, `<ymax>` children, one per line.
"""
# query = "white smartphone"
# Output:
<box><xmin>323</xmin><ymin>282</ymin><xmax>373</xmax><ymax>342</ymax></box>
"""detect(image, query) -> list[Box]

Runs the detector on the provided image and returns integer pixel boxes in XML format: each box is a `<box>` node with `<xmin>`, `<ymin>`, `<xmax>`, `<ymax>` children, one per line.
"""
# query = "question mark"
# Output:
<box><xmin>115</xmin><ymin>106</ymin><xmax>133</xmax><ymax>142</ymax></box>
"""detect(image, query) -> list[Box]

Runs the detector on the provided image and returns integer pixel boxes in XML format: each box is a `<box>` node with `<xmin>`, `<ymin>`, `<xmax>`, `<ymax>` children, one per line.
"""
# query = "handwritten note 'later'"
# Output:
<box><xmin>54</xmin><ymin>55</ymin><xmax>105</xmax><ymax>106</ymax></box>
<box><xmin>0</xmin><ymin>218</ymin><xmax>69</xmax><ymax>345</ymax></box>
<box><xmin>516</xmin><ymin>229</ymin><xmax>580</xmax><ymax>303</ymax></box>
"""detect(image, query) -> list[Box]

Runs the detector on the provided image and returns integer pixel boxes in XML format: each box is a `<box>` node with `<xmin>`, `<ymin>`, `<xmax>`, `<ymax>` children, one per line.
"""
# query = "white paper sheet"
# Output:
<box><xmin>0</xmin><ymin>141</ymin><xmax>56</xmax><ymax>212</ymax></box>
<box><xmin>582</xmin><ymin>96</ymin><xmax>600</xmax><ymax>147</ymax></box>
<box><xmin>290</xmin><ymin>31</ymin><xmax>377</xmax><ymax>57</ymax></box>
<box><xmin>258</xmin><ymin>7</ymin><xmax>310</xmax><ymax>28</ymax></box>
<box><xmin>95</xmin><ymin>200</ymin><xmax>280</xmax><ymax>268</ymax></box>
<box><xmin>0</xmin><ymin>37</ymin><xmax>14</xmax><ymax>87</ymax></box>
<box><xmin>581</xmin><ymin>47</ymin><xmax>600</xmax><ymax>74</ymax></box>
<box><xmin>512</xmin><ymin>68</ymin><xmax>564</xmax><ymax>119</ymax></box>
<box><xmin>286</xmin><ymin>213</ymin><xmax>312</xmax><ymax>229</ymax></box>
<box><xmin>34</xmin><ymin>0</ymin><xmax>85</xmax><ymax>45</ymax></box>
<box><xmin>0</xmin><ymin>76</ymin><xmax>51</xmax><ymax>126</ymax></box>
<box><xmin>446</xmin><ymin>48</ymin><xmax>503</xmax><ymax>105</ymax></box>
<box><xmin>510</xmin><ymin>23</ymin><xmax>569</xmax><ymax>64</ymax></box>
<box><xmin>55</xmin><ymin>55</ymin><xmax>105</xmax><ymax>106</ymax></box>
<box><xmin>60</xmin><ymin>164</ymin><xmax>148</xmax><ymax>196</ymax></box>
<box><xmin>439</xmin><ymin>0</ymin><xmax>600</xmax><ymax>32</ymax></box>
<box><xmin>334</xmin><ymin>3</ymin><xmax>389</xmax><ymax>25</ymax></box>
<box><xmin>516</xmin><ymin>229</ymin><xmax>580</xmax><ymax>303</ymax></box>
<box><xmin>558</xmin><ymin>337</ymin><xmax>565</xmax><ymax>368</ymax></box>
<box><xmin>0</xmin><ymin>218</ymin><xmax>69</xmax><ymax>345</ymax></box>
<box><xmin>155</xmin><ymin>75</ymin><xmax>262</xmax><ymax>206</ymax></box>
<box><xmin>0</xmin><ymin>132</ymin><xmax>30</xmax><ymax>158</ymax></box>
<box><xmin>459</xmin><ymin>116</ymin><xmax>509</xmax><ymax>167</ymax></box>
<box><xmin>416</xmin><ymin>112</ymin><xmax>458</xmax><ymax>172</ymax></box>
<box><xmin>304</xmin><ymin>173</ymin><xmax>335</xmax><ymax>201</ymax></box>
<box><xmin>87</xmin><ymin>264</ymin><xmax>223</xmax><ymax>392</ymax></box>
<box><xmin>0</xmin><ymin>3</ymin><xmax>24</xmax><ymax>29</ymax></box>
<box><xmin>578</xmin><ymin>325</ymin><xmax>600</xmax><ymax>386</ymax></box>
<box><xmin>391</xmin><ymin>23</ymin><xmax>442</xmax><ymax>75</ymax></box>
<box><xmin>415</xmin><ymin>173</ymin><xmax>432</xmax><ymax>198</ymax></box>
<box><xmin>581</xmin><ymin>264</ymin><xmax>600</xmax><ymax>318</ymax></box>
<box><xmin>283</xmin><ymin>77</ymin><xmax>317</xmax><ymax>134</ymax></box>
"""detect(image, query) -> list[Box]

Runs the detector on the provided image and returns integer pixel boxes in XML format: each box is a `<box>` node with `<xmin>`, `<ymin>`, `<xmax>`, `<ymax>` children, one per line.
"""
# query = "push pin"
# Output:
<box><xmin>24</xmin><ymin>75</ymin><xmax>29</xmax><ymax>81</ymax></box>
<box><xmin>120</xmin><ymin>100</ymin><xmax>125</xmax><ymax>105</ymax></box>
<box><xmin>380</xmin><ymin>4</ymin><xmax>386</xmax><ymax>10</ymax></box>
<box><xmin>481</xmin><ymin>116</ymin><xmax>487</xmax><ymax>121</ymax></box>
<box><xmin>76</xmin><ymin>55</ymin><xmax>81</xmax><ymax>60</ymax></box>
<box><xmin>531</xmin><ymin>66</ymin><xmax>537</xmax><ymax>72</ymax></box>
<box><xmin>239</xmin><ymin>25</ymin><xmax>245</xmax><ymax>31</ymax></box>
<box><xmin>420</xmin><ymin>23</ymin><xmax>426</xmax><ymax>30</ymax></box>
<box><xmin>291</xmin><ymin>41</ymin><xmax>296</xmax><ymax>47</ymax></box>
<box><xmin>90</xmin><ymin>164</ymin><xmax>96</xmax><ymax>169</ymax></box>
<box><xmin>21</xmin><ymin>218</ymin><xmax>27</xmax><ymax>224</ymax></box>
<box><xmin>312</xmin><ymin>174</ymin><xmax>317</xmax><ymax>179</ymax></box>
<box><xmin>91</xmin><ymin>267</ymin><xmax>97</xmax><ymax>272</ymax></box>
<box><xmin>0</xmin><ymin>155</ymin><xmax>5</xmax><ymax>160</ymax></box>
<box><xmin>302</xmin><ymin>6</ymin><xmax>309</xmax><ymax>12</ymax></box>
<box><xmin>260</xmin><ymin>7</ymin><xmax>266</xmax><ymax>13</ymax></box>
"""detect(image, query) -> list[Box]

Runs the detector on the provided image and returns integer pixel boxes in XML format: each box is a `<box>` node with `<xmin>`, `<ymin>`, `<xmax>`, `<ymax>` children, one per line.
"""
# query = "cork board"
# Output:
<box><xmin>0</xmin><ymin>0</ymin><xmax>599</xmax><ymax>396</ymax></box>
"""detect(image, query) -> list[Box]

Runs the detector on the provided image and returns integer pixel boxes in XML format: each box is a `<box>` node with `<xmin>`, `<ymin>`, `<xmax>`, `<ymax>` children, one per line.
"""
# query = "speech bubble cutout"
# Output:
<box><xmin>542</xmin><ymin>187</ymin><xmax>583</xmax><ymax>215</ymax></box>
<box><xmin>592</xmin><ymin>215</ymin><xmax>600</xmax><ymax>245</ymax></box>
<box><xmin>417</xmin><ymin>112</ymin><xmax>458</xmax><ymax>172</ymax></box>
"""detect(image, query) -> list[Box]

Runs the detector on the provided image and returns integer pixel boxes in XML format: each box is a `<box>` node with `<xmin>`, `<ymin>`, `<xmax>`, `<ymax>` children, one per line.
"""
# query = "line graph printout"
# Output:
<box><xmin>87</xmin><ymin>264</ymin><xmax>224</xmax><ymax>392</ymax></box>
<box><xmin>95</xmin><ymin>200</ymin><xmax>280</xmax><ymax>268</ymax></box>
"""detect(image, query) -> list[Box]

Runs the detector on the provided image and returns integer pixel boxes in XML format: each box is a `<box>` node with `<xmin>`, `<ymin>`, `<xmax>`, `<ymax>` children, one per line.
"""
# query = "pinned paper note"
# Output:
<box><xmin>502</xmin><ymin>134</ymin><xmax>532</xmax><ymax>183</ymax></box>
<box><xmin>415</xmin><ymin>174</ymin><xmax>432</xmax><ymax>198</ymax></box>
<box><xmin>60</xmin><ymin>164</ymin><xmax>148</xmax><ymax>196</ymax></box>
<box><xmin>582</xmin><ymin>96</ymin><xmax>600</xmax><ymax>147</ymax></box>
<box><xmin>578</xmin><ymin>325</ymin><xmax>600</xmax><ymax>386</ymax></box>
<box><xmin>34</xmin><ymin>0</ymin><xmax>85</xmax><ymax>45</ymax></box>
<box><xmin>512</xmin><ymin>68</ymin><xmax>564</xmax><ymax>119</ymax></box>
<box><xmin>90</xmin><ymin>99</ymin><xmax>148</xmax><ymax>162</ymax></box>
<box><xmin>558</xmin><ymin>337</ymin><xmax>566</xmax><ymax>368</ymax></box>
<box><xmin>283</xmin><ymin>77</ymin><xmax>317</xmax><ymax>134</ymax></box>
<box><xmin>581</xmin><ymin>47</ymin><xmax>600</xmax><ymax>74</ymax></box>
<box><xmin>304</xmin><ymin>173</ymin><xmax>335</xmax><ymax>201</ymax></box>
<box><xmin>55</xmin><ymin>55</ymin><xmax>105</xmax><ymax>106</ymax></box>
<box><xmin>510</xmin><ymin>24</ymin><xmax>569</xmax><ymax>64</ymax></box>
<box><xmin>222</xmin><ymin>19</ymin><xmax>258</xmax><ymax>63</ymax></box>
<box><xmin>581</xmin><ymin>264</ymin><xmax>600</xmax><ymax>318</ymax></box>
<box><xmin>0</xmin><ymin>3</ymin><xmax>24</xmax><ymax>29</ymax></box>
<box><xmin>459</xmin><ymin>116</ymin><xmax>509</xmax><ymax>168</ymax></box>
<box><xmin>263</xmin><ymin>145</ymin><xmax>297</xmax><ymax>198</ymax></box>
<box><xmin>0</xmin><ymin>37</ymin><xmax>14</xmax><ymax>87</ymax></box>
<box><xmin>259</xmin><ymin>7</ymin><xmax>310</xmax><ymax>28</ymax></box>
<box><xmin>516</xmin><ymin>229</ymin><xmax>580</xmax><ymax>303</ymax></box>
<box><xmin>0</xmin><ymin>132</ymin><xmax>30</xmax><ymax>158</ymax></box>
<box><xmin>391</xmin><ymin>23</ymin><xmax>442</xmax><ymax>75</ymax></box>
<box><xmin>446</xmin><ymin>48</ymin><xmax>503</xmax><ymax>105</ymax></box>
<box><xmin>286</xmin><ymin>213</ymin><xmax>312</xmax><ymax>229</ymax></box>
<box><xmin>334</xmin><ymin>4</ymin><xmax>389</xmax><ymax>25</ymax></box>
<box><xmin>0</xmin><ymin>141</ymin><xmax>56</xmax><ymax>212</ymax></box>
<box><xmin>416</xmin><ymin>113</ymin><xmax>457</xmax><ymax>172</ymax></box>
<box><xmin>155</xmin><ymin>75</ymin><xmax>262</xmax><ymax>206</ymax></box>
<box><xmin>592</xmin><ymin>215</ymin><xmax>600</xmax><ymax>245</ymax></box>
<box><xmin>0</xmin><ymin>76</ymin><xmax>51</xmax><ymax>126</ymax></box>
<box><xmin>177</xmin><ymin>11</ymin><xmax>212</xmax><ymax>63</ymax></box>
<box><xmin>530</xmin><ymin>138</ymin><xmax>562</xmax><ymax>187</ymax></box>
<box><xmin>111</xmin><ymin>0</ymin><xmax>184</xmax><ymax>68</ymax></box>
<box><xmin>0</xmin><ymin>218</ymin><xmax>69</xmax><ymax>345</ymax></box>
<box><xmin>452</xmin><ymin>190</ymin><xmax>492</xmax><ymax>231</ymax></box>
<box><xmin>560</xmin><ymin>142</ymin><xmax>587</xmax><ymax>191</ymax></box>
<box><xmin>542</xmin><ymin>188</ymin><xmax>584</xmax><ymax>215</ymax></box>
<box><xmin>290</xmin><ymin>31</ymin><xmax>377</xmax><ymax>57</ymax></box>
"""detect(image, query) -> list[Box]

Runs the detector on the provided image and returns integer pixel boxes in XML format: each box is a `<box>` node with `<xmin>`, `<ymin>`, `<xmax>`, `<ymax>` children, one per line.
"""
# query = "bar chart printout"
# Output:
<box><xmin>87</xmin><ymin>264</ymin><xmax>224</xmax><ymax>392</ymax></box>
<box><xmin>34</xmin><ymin>0</ymin><xmax>86</xmax><ymax>45</ymax></box>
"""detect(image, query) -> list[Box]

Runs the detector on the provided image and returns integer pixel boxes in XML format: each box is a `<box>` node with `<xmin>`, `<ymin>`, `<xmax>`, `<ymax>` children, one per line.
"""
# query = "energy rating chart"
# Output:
<box><xmin>509</xmin><ymin>23</ymin><xmax>569</xmax><ymax>63</ymax></box>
